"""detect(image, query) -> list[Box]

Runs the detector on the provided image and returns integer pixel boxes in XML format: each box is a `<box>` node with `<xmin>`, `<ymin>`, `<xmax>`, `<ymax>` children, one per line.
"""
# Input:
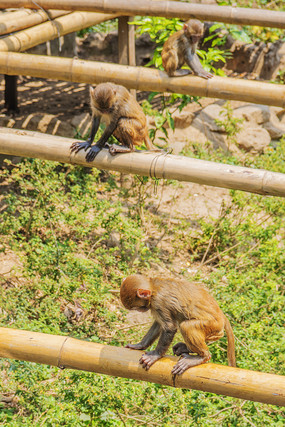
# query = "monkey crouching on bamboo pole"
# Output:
<box><xmin>120</xmin><ymin>274</ymin><xmax>236</xmax><ymax>374</ymax></box>
<box><xmin>70</xmin><ymin>82</ymin><xmax>156</xmax><ymax>162</ymax></box>
<box><xmin>161</xmin><ymin>19</ymin><xmax>213</xmax><ymax>80</ymax></box>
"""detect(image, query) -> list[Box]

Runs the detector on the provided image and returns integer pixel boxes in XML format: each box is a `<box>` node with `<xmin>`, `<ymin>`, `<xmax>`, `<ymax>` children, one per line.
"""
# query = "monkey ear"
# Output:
<box><xmin>183</xmin><ymin>23</ymin><xmax>188</xmax><ymax>31</ymax></box>
<box><xmin>89</xmin><ymin>86</ymin><xmax>95</xmax><ymax>98</ymax></box>
<box><xmin>137</xmin><ymin>288</ymin><xmax>152</xmax><ymax>299</ymax></box>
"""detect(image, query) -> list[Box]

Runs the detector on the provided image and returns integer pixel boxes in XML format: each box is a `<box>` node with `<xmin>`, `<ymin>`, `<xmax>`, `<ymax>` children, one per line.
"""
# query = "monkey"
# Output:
<box><xmin>161</xmin><ymin>19</ymin><xmax>213</xmax><ymax>80</ymax></box>
<box><xmin>120</xmin><ymin>274</ymin><xmax>235</xmax><ymax>375</ymax></box>
<box><xmin>70</xmin><ymin>83</ymin><xmax>156</xmax><ymax>162</ymax></box>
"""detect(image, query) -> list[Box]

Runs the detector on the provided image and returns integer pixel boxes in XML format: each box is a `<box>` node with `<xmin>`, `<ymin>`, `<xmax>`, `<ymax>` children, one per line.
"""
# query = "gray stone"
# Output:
<box><xmin>233</xmin><ymin>104</ymin><xmax>270</xmax><ymax>124</ymax></box>
<box><xmin>236</xmin><ymin>127</ymin><xmax>271</xmax><ymax>153</ymax></box>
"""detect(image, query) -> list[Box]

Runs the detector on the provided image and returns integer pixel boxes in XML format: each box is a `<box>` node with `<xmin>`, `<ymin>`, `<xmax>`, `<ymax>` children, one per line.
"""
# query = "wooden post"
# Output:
<box><xmin>118</xmin><ymin>16</ymin><xmax>136</xmax><ymax>98</ymax></box>
<box><xmin>1</xmin><ymin>128</ymin><xmax>285</xmax><ymax>198</ymax></box>
<box><xmin>0</xmin><ymin>327</ymin><xmax>284</xmax><ymax>406</ymax></box>
<box><xmin>4</xmin><ymin>74</ymin><xmax>18</xmax><ymax>113</ymax></box>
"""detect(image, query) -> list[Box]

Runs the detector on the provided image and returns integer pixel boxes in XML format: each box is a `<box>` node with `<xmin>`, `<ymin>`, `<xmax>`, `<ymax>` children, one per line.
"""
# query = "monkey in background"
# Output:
<box><xmin>71</xmin><ymin>83</ymin><xmax>156</xmax><ymax>162</ymax></box>
<box><xmin>161</xmin><ymin>19</ymin><xmax>213</xmax><ymax>80</ymax></box>
<box><xmin>120</xmin><ymin>274</ymin><xmax>235</xmax><ymax>375</ymax></box>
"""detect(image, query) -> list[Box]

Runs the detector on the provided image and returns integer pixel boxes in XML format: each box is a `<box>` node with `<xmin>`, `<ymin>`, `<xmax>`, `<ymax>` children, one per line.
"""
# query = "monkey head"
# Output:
<box><xmin>120</xmin><ymin>274</ymin><xmax>152</xmax><ymax>312</ymax></box>
<box><xmin>90</xmin><ymin>83</ymin><xmax>116</xmax><ymax>113</ymax></box>
<box><xmin>183</xmin><ymin>19</ymin><xmax>204</xmax><ymax>45</ymax></box>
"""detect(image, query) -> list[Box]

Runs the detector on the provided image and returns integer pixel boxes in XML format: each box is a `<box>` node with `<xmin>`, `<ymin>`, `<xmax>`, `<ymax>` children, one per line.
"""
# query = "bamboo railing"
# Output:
<box><xmin>0</xmin><ymin>128</ymin><xmax>285</xmax><ymax>197</ymax></box>
<box><xmin>0</xmin><ymin>9</ymin><xmax>70</xmax><ymax>36</ymax></box>
<box><xmin>0</xmin><ymin>327</ymin><xmax>284</xmax><ymax>406</ymax></box>
<box><xmin>0</xmin><ymin>52</ymin><xmax>284</xmax><ymax>108</ymax></box>
<box><xmin>1</xmin><ymin>0</ymin><xmax>284</xmax><ymax>28</ymax></box>
<box><xmin>0</xmin><ymin>12</ymin><xmax>119</xmax><ymax>52</ymax></box>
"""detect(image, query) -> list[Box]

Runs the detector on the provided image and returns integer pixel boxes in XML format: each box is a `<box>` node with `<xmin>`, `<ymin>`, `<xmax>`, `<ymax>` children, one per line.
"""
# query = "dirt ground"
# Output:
<box><xmin>0</xmin><ymin>76</ymin><xmax>90</xmax><ymax>122</ymax></box>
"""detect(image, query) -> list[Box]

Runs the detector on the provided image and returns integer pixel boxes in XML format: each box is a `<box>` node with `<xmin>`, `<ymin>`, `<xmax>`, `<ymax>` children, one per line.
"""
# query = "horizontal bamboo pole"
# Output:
<box><xmin>0</xmin><ymin>128</ymin><xmax>285</xmax><ymax>197</ymax></box>
<box><xmin>0</xmin><ymin>12</ymin><xmax>119</xmax><ymax>52</ymax></box>
<box><xmin>1</xmin><ymin>0</ymin><xmax>284</xmax><ymax>28</ymax></box>
<box><xmin>0</xmin><ymin>52</ymin><xmax>284</xmax><ymax>108</ymax></box>
<box><xmin>0</xmin><ymin>8</ymin><xmax>36</xmax><ymax>22</ymax></box>
<box><xmin>0</xmin><ymin>9</ymin><xmax>70</xmax><ymax>36</ymax></box>
<box><xmin>0</xmin><ymin>327</ymin><xmax>284</xmax><ymax>406</ymax></box>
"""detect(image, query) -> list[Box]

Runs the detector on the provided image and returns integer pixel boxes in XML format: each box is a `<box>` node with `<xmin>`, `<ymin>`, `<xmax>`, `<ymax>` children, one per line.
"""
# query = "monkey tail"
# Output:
<box><xmin>144</xmin><ymin>136</ymin><xmax>156</xmax><ymax>151</ymax></box>
<box><xmin>224</xmin><ymin>315</ymin><xmax>236</xmax><ymax>367</ymax></box>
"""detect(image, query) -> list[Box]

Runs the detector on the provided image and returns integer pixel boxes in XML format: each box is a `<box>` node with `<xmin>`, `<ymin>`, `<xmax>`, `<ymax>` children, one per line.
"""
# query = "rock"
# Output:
<box><xmin>269</xmin><ymin>106</ymin><xmax>285</xmax><ymax>120</ymax></box>
<box><xmin>198</xmin><ymin>104</ymin><xmax>225</xmax><ymax>131</ymax></box>
<box><xmin>263</xmin><ymin>110</ymin><xmax>285</xmax><ymax>139</ymax></box>
<box><xmin>260</xmin><ymin>41</ymin><xmax>285</xmax><ymax>80</ymax></box>
<box><xmin>189</xmin><ymin>104</ymin><xmax>228</xmax><ymax>151</ymax></box>
<box><xmin>233</xmin><ymin>104</ymin><xmax>270</xmax><ymax>125</ymax></box>
<box><xmin>263</xmin><ymin>122</ymin><xmax>285</xmax><ymax>139</ymax></box>
<box><xmin>226</xmin><ymin>41</ymin><xmax>266</xmax><ymax>74</ymax></box>
<box><xmin>236</xmin><ymin>127</ymin><xmax>271</xmax><ymax>153</ymax></box>
<box><xmin>164</xmin><ymin>108</ymin><xmax>195</xmax><ymax>129</ymax></box>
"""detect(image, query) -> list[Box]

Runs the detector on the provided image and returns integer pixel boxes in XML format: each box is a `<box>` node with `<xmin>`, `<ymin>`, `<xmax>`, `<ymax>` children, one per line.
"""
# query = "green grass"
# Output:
<box><xmin>0</xmin><ymin>138</ymin><xmax>285</xmax><ymax>425</ymax></box>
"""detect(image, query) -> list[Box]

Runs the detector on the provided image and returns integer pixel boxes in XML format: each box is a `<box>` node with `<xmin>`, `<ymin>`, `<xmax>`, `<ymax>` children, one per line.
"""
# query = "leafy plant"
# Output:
<box><xmin>215</xmin><ymin>101</ymin><xmax>244</xmax><ymax>149</ymax></box>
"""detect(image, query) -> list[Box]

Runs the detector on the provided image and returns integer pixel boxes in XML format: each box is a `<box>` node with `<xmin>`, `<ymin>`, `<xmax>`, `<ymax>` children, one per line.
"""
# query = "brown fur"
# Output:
<box><xmin>90</xmin><ymin>83</ymin><xmax>154</xmax><ymax>150</ymax></box>
<box><xmin>161</xmin><ymin>19</ymin><xmax>212</xmax><ymax>79</ymax></box>
<box><xmin>120</xmin><ymin>274</ymin><xmax>236</xmax><ymax>372</ymax></box>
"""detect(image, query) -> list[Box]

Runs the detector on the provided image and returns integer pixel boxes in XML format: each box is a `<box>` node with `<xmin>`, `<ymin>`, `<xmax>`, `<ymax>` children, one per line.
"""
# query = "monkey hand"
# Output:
<box><xmin>197</xmin><ymin>70</ymin><xmax>213</xmax><ymax>80</ymax></box>
<box><xmin>70</xmin><ymin>140</ymin><xmax>91</xmax><ymax>154</ymax></box>
<box><xmin>125</xmin><ymin>343</ymin><xmax>146</xmax><ymax>350</ymax></box>
<box><xmin>173</xmin><ymin>342</ymin><xmax>190</xmax><ymax>356</ymax></box>
<box><xmin>85</xmin><ymin>145</ymin><xmax>102</xmax><ymax>162</ymax></box>
<box><xmin>70</xmin><ymin>139</ymin><xmax>91</xmax><ymax>154</ymax></box>
<box><xmin>139</xmin><ymin>351</ymin><xmax>162</xmax><ymax>370</ymax></box>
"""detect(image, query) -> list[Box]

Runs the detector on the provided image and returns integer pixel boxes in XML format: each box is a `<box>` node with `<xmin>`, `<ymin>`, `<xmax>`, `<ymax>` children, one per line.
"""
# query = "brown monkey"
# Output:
<box><xmin>120</xmin><ymin>274</ymin><xmax>235</xmax><ymax>374</ymax></box>
<box><xmin>161</xmin><ymin>19</ymin><xmax>213</xmax><ymax>80</ymax></box>
<box><xmin>70</xmin><ymin>83</ymin><xmax>156</xmax><ymax>162</ymax></box>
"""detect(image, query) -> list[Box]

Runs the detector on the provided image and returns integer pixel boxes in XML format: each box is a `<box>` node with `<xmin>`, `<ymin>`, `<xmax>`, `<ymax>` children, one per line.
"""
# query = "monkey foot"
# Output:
<box><xmin>85</xmin><ymin>145</ymin><xmax>103</xmax><ymax>162</ymax></box>
<box><xmin>172</xmin><ymin>354</ymin><xmax>210</xmax><ymax>375</ymax></box>
<box><xmin>70</xmin><ymin>140</ymin><xmax>91</xmax><ymax>154</ymax></box>
<box><xmin>139</xmin><ymin>352</ymin><xmax>162</xmax><ymax>370</ymax></box>
<box><xmin>197</xmin><ymin>71</ymin><xmax>213</xmax><ymax>80</ymax></box>
<box><xmin>172</xmin><ymin>342</ymin><xmax>190</xmax><ymax>356</ymax></box>
<box><xmin>173</xmin><ymin>69</ymin><xmax>191</xmax><ymax>77</ymax></box>
<box><xmin>125</xmin><ymin>343</ymin><xmax>146</xmax><ymax>350</ymax></box>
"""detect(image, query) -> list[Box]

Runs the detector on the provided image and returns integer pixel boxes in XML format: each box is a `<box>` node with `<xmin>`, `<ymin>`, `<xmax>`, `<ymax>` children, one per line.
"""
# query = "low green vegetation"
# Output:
<box><xmin>0</xmin><ymin>136</ymin><xmax>285</xmax><ymax>425</ymax></box>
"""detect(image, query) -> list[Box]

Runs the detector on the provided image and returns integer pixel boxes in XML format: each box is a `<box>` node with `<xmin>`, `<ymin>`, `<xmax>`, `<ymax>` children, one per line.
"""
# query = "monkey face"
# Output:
<box><xmin>190</xmin><ymin>34</ymin><xmax>202</xmax><ymax>44</ymax></box>
<box><xmin>90</xmin><ymin>84</ymin><xmax>115</xmax><ymax>113</ymax></box>
<box><xmin>184</xmin><ymin>19</ymin><xmax>204</xmax><ymax>45</ymax></box>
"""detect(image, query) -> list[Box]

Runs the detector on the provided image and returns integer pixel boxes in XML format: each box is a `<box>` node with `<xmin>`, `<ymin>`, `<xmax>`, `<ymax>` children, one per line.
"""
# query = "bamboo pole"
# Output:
<box><xmin>0</xmin><ymin>12</ymin><xmax>119</xmax><ymax>52</ymax></box>
<box><xmin>0</xmin><ymin>327</ymin><xmax>284</xmax><ymax>406</ymax></box>
<box><xmin>0</xmin><ymin>9</ymin><xmax>70</xmax><ymax>36</ymax></box>
<box><xmin>0</xmin><ymin>8</ymin><xmax>36</xmax><ymax>22</ymax></box>
<box><xmin>0</xmin><ymin>0</ymin><xmax>284</xmax><ymax>28</ymax></box>
<box><xmin>0</xmin><ymin>128</ymin><xmax>285</xmax><ymax>197</ymax></box>
<box><xmin>0</xmin><ymin>52</ymin><xmax>284</xmax><ymax>108</ymax></box>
